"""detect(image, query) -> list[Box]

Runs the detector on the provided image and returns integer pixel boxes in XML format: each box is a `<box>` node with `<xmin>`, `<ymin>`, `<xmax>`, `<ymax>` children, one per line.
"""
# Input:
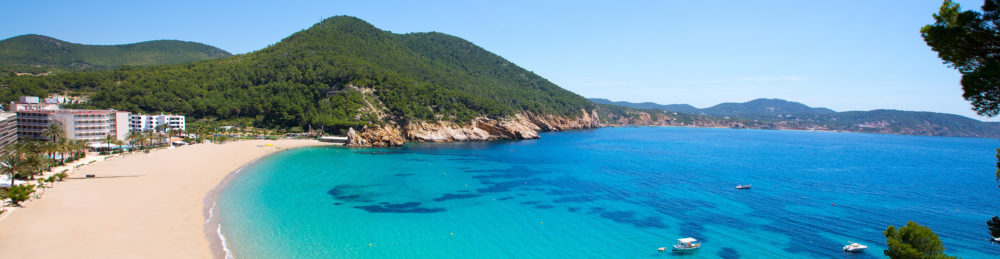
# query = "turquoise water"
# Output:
<box><xmin>217</xmin><ymin>127</ymin><xmax>1000</xmax><ymax>258</ymax></box>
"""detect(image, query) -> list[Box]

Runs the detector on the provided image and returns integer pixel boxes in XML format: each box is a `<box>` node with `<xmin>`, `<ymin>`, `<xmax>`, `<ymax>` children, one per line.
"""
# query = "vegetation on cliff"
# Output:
<box><xmin>0</xmin><ymin>16</ymin><xmax>595</xmax><ymax>133</ymax></box>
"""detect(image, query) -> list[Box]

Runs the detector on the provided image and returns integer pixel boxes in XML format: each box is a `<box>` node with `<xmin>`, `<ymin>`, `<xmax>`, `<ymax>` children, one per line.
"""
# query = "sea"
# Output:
<box><xmin>216</xmin><ymin>127</ymin><xmax>1000</xmax><ymax>258</ymax></box>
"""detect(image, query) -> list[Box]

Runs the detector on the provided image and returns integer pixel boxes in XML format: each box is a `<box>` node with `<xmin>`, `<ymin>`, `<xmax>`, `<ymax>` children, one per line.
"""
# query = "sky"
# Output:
<box><xmin>1</xmin><ymin>0</ymin><xmax>994</xmax><ymax>120</ymax></box>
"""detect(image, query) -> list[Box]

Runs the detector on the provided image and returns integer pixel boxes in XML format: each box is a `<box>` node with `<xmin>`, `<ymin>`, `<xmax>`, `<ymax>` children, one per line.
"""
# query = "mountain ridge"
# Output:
<box><xmin>0</xmin><ymin>34</ymin><xmax>231</xmax><ymax>72</ymax></box>
<box><xmin>590</xmin><ymin>98</ymin><xmax>1000</xmax><ymax>138</ymax></box>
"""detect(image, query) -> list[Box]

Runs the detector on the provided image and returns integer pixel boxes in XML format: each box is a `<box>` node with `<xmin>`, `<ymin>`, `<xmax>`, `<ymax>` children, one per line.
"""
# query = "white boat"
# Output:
<box><xmin>672</xmin><ymin>237</ymin><xmax>701</xmax><ymax>252</ymax></box>
<box><xmin>843</xmin><ymin>242</ymin><xmax>867</xmax><ymax>252</ymax></box>
<box><xmin>993</xmin><ymin>236</ymin><xmax>1000</xmax><ymax>242</ymax></box>
<box><xmin>735</xmin><ymin>184</ymin><xmax>751</xmax><ymax>189</ymax></box>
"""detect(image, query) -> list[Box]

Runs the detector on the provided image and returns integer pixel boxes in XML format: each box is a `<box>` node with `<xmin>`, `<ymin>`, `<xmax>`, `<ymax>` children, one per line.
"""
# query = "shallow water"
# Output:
<box><xmin>217</xmin><ymin>127</ymin><xmax>1000</xmax><ymax>258</ymax></box>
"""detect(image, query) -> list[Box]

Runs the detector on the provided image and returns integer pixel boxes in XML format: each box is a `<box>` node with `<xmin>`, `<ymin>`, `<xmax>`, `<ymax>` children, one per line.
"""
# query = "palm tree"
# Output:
<box><xmin>41</xmin><ymin>141</ymin><xmax>58</xmax><ymax>169</ymax></box>
<box><xmin>126</xmin><ymin>131</ymin><xmax>143</xmax><ymax>151</ymax></box>
<box><xmin>112</xmin><ymin>139</ymin><xmax>124</xmax><ymax>155</ymax></box>
<box><xmin>0</xmin><ymin>153</ymin><xmax>26</xmax><ymax>186</ymax></box>
<box><xmin>73</xmin><ymin>140</ymin><xmax>88</xmax><ymax>158</ymax></box>
<box><xmin>42</xmin><ymin>122</ymin><xmax>66</xmax><ymax>142</ymax></box>
<box><xmin>146</xmin><ymin>130</ymin><xmax>154</xmax><ymax>148</ymax></box>
<box><xmin>155</xmin><ymin>124</ymin><xmax>169</xmax><ymax>146</ymax></box>
<box><xmin>58</xmin><ymin>138</ymin><xmax>71</xmax><ymax>163</ymax></box>
<box><xmin>103</xmin><ymin>135</ymin><xmax>116</xmax><ymax>154</ymax></box>
<box><xmin>22</xmin><ymin>153</ymin><xmax>46</xmax><ymax>180</ymax></box>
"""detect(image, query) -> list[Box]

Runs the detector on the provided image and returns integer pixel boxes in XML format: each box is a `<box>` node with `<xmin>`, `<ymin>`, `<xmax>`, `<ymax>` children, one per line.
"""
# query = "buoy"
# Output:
<box><xmin>464</xmin><ymin>184</ymin><xmax>468</xmax><ymax>187</ymax></box>
<box><xmin>540</xmin><ymin>222</ymin><xmax>544</xmax><ymax>225</ymax></box>
<box><xmin>369</xmin><ymin>243</ymin><xmax>372</xmax><ymax>247</ymax></box>
<box><xmin>450</xmin><ymin>232</ymin><xmax>454</xmax><ymax>236</ymax></box>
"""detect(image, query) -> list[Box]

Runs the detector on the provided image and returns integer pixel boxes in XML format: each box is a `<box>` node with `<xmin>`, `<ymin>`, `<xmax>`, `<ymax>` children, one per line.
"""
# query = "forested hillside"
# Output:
<box><xmin>0</xmin><ymin>16</ymin><xmax>595</xmax><ymax>136</ymax></box>
<box><xmin>0</xmin><ymin>34</ymin><xmax>230</xmax><ymax>73</ymax></box>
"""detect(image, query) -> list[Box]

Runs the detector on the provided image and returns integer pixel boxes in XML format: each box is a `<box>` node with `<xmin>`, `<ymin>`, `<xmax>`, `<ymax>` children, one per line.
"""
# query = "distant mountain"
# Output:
<box><xmin>702</xmin><ymin>98</ymin><xmax>836</xmax><ymax>118</ymax></box>
<box><xmin>591</xmin><ymin>98</ymin><xmax>834</xmax><ymax>119</ymax></box>
<box><xmin>589</xmin><ymin>98</ymin><xmax>700</xmax><ymax>114</ymax></box>
<box><xmin>590</xmin><ymin>98</ymin><xmax>1000</xmax><ymax>138</ymax></box>
<box><xmin>0</xmin><ymin>34</ymin><xmax>231</xmax><ymax>72</ymax></box>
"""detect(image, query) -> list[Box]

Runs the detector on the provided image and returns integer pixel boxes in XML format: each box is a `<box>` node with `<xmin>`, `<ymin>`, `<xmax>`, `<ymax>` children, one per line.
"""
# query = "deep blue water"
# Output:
<box><xmin>217</xmin><ymin>127</ymin><xmax>1000</xmax><ymax>258</ymax></box>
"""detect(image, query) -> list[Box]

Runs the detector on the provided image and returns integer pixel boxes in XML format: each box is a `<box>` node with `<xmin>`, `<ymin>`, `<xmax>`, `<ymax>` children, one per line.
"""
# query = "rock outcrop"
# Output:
<box><xmin>346</xmin><ymin>127</ymin><xmax>370</xmax><ymax>146</ymax></box>
<box><xmin>346</xmin><ymin>109</ymin><xmax>602</xmax><ymax>147</ymax></box>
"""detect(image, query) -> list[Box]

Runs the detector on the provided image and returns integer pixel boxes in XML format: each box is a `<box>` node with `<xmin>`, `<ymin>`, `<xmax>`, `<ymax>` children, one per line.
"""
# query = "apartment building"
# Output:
<box><xmin>131</xmin><ymin>114</ymin><xmax>185</xmax><ymax>132</ymax></box>
<box><xmin>0</xmin><ymin>112</ymin><xmax>17</xmax><ymax>151</ymax></box>
<box><xmin>17</xmin><ymin>109</ymin><xmax>131</xmax><ymax>143</ymax></box>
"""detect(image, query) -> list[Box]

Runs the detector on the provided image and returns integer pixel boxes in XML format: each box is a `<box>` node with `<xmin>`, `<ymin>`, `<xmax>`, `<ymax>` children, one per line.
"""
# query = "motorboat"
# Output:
<box><xmin>735</xmin><ymin>184</ymin><xmax>751</xmax><ymax>189</ymax></box>
<box><xmin>672</xmin><ymin>237</ymin><xmax>701</xmax><ymax>252</ymax></box>
<box><xmin>843</xmin><ymin>242</ymin><xmax>867</xmax><ymax>252</ymax></box>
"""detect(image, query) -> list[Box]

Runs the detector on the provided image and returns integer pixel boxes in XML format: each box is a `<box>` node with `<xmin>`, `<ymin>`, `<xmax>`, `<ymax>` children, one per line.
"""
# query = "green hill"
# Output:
<box><xmin>702</xmin><ymin>98</ymin><xmax>835</xmax><ymax>118</ymax></box>
<box><xmin>589</xmin><ymin>98</ymin><xmax>701</xmax><ymax>114</ymax></box>
<box><xmin>0</xmin><ymin>16</ymin><xmax>594</xmax><ymax>134</ymax></box>
<box><xmin>0</xmin><ymin>34</ymin><xmax>231</xmax><ymax>73</ymax></box>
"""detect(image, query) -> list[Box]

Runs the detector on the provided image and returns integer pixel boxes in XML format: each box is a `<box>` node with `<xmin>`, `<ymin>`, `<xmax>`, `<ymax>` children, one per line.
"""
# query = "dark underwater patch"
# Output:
<box><xmin>599</xmin><ymin>210</ymin><xmax>667</xmax><ymax>229</ymax></box>
<box><xmin>552</xmin><ymin>195</ymin><xmax>599</xmax><ymax>203</ymax></box>
<box><xmin>432</xmin><ymin>193</ymin><xmax>482</xmax><ymax>202</ymax></box>
<box><xmin>354</xmin><ymin>202</ymin><xmax>446</xmax><ymax>213</ymax></box>
<box><xmin>718</xmin><ymin>247</ymin><xmax>740</xmax><ymax>259</ymax></box>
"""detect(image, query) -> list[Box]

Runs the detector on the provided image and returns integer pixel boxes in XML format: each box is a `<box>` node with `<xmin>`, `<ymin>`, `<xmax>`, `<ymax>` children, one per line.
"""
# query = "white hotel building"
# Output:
<box><xmin>131</xmin><ymin>114</ymin><xmax>185</xmax><ymax>132</ymax></box>
<box><xmin>16</xmin><ymin>109</ymin><xmax>131</xmax><ymax>143</ymax></box>
<box><xmin>8</xmin><ymin>96</ymin><xmax>187</xmax><ymax>144</ymax></box>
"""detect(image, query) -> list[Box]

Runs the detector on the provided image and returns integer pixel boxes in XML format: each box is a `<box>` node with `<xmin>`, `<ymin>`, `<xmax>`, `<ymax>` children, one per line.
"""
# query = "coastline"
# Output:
<box><xmin>0</xmin><ymin>139</ymin><xmax>332</xmax><ymax>259</ymax></box>
<box><xmin>202</xmin><ymin>145</ymin><xmax>313</xmax><ymax>259</ymax></box>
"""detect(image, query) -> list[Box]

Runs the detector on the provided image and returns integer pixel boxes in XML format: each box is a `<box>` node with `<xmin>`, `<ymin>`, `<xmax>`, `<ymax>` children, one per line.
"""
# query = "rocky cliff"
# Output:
<box><xmin>346</xmin><ymin>110</ymin><xmax>602</xmax><ymax>147</ymax></box>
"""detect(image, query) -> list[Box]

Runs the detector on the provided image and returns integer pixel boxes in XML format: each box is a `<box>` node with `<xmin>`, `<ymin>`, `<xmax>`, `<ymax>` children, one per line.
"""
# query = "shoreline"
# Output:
<box><xmin>0</xmin><ymin>139</ymin><xmax>333</xmax><ymax>259</ymax></box>
<box><xmin>202</xmin><ymin>145</ymin><xmax>316</xmax><ymax>259</ymax></box>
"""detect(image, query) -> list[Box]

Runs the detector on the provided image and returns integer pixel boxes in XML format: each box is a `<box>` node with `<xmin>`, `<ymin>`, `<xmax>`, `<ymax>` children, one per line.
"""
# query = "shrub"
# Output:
<box><xmin>6</xmin><ymin>184</ymin><xmax>35</xmax><ymax>206</ymax></box>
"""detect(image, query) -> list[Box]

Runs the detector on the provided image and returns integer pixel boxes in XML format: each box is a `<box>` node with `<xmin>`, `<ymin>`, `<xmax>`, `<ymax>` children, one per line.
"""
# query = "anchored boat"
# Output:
<box><xmin>672</xmin><ymin>237</ymin><xmax>701</xmax><ymax>252</ymax></box>
<box><xmin>843</xmin><ymin>242</ymin><xmax>867</xmax><ymax>253</ymax></box>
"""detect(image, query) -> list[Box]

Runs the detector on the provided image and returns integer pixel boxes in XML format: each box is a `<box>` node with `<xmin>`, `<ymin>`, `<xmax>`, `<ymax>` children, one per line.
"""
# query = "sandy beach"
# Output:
<box><xmin>0</xmin><ymin>139</ymin><xmax>330</xmax><ymax>259</ymax></box>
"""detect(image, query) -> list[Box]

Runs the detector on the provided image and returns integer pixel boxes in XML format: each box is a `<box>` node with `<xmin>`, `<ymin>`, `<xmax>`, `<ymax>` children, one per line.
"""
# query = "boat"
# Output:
<box><xmin>843</xmin><ymin>242</ymin><xmax>867</xmax><ymax>253</ymax></box>
<box><xmin>736</xmin><ymin>184</ymin><xmax>751</xmax><ymax>189</ymax></box>
<box><xmin>672</xmin><ymin>237</ymin><xmax>701</xmax><ymax>252</ymax></box>
<box><xmin>992</xmin><ymin>236</ymin><xmax>1000</xmax><ymax>242</ymax></box>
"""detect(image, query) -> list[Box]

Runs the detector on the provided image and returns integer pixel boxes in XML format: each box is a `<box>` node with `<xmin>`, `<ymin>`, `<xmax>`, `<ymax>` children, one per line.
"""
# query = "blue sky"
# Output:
<box><xmin>1</xmin><ymin>0</ymin><xmax>992</xmax><ymax>120</ymax></box>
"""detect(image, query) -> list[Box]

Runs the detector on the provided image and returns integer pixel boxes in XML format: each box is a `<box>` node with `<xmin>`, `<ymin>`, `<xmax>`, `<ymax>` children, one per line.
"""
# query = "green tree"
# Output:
<box><xmin>0</xmin><ymin>154</ymin><xmax>26</xmax><ymax>186</ymax></box>
<box><xmin>5</xmin><ymin>184</ymin><xmax>35</xmax><ymax>206</ymax></box>
<box><xmin>126</xmin><ymin>131</ymin><xmax>143</xmax><ymax>151</ymax></box>
<box><xmin>70</xmin><ymin>140</ymin><xmax>88</xmax><ymax>158</ymax></box>
<box><xmin>42</xmin><ymin>122</ymin><xmax>66</xmax><ymax>142</ymax></box>
<box><xmin>921</xmin><ymin>0</ymin><xmax>1000</xmax><ymax>116</ymax></box>
<box><xmin>884</xmin><ymin>221</ymin><xmax>957</xmax><ymax>259</ymax></box>
<box><xmin>988</xmin><ymin>216</ymin><xmax>1000</xmax><ymax>238</ymax></box>
<box><xmin>104</xmin><ymin>134</ymin><xmax>115</xmax><ymax>154</ymax></box>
